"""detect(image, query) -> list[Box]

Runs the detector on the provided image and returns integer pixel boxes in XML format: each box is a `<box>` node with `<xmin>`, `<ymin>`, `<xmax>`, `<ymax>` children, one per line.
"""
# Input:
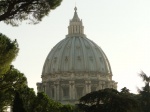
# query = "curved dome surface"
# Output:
<box><xmin>37</xmin><ymin>7</ymin><xmax>117</xmax><ymax>105</ymax></box>
<box><xmin>42</xmin><ymin>36</ymin><xmax>112</xmax><ymax>75</ymax></box>
<box><xmin>42</xmin><ymin>7</ymin><xmax>112</xmax><ymax>76</ymax></box>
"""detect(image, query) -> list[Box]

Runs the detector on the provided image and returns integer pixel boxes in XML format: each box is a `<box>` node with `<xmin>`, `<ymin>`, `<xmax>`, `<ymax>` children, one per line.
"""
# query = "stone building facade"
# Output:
<box><xmin>37</xmin><ymin>7</ymin><xmax>117</xmax><ymax>104</ymax></box>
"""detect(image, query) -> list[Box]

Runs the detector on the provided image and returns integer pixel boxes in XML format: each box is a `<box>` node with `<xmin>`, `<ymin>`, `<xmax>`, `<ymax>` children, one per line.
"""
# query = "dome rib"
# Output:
<box><xmin>42</xmin><ymin>39</ymin><xmax>64</xmax><ymax>75</ymax></box>
<box><xmin>52</xmin><ymin>39</ymin><xmax>66</xmax><ymax>73</ymax></box>
<box><xmin>85</xmin><ymin>38</ymin><xmax>95</xmax><ymax>72</ymax></box>
<box><xmin>100</xmin><ymin>48</ymin><xmax>112</xmax><ymax>74</ymax></box>
<box><xmin>91</xmin><ymin>41</ymin><xmax>112</xmax><ymax>74</ymax></box>
<box><xmin>85</xmin><ymin>38</ymin><xmax>100</xmax><ymax>72</ymax></box>
<box><xmin>59</xmin><ymin>37</ymin><xmax>72</xmax><ymax>72</ymax></box>
<box><xmin>78</xmin><ymin>37</ymin><xmax>87</xmax><ymax>71</ymax></box>
<box><xmin>74</xmin><ymin>37</ymin><xmax>82</xmax><ymax>71</ymax></box>
<box><xmin>70</xmin><ymin>37</ymin><xmax>75</xmax><ymax>71</ymax></box>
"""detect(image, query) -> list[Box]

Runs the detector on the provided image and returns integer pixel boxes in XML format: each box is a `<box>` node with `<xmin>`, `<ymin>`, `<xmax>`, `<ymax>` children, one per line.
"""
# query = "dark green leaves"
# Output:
<box><xmin>0</xmin><ymin>67</ymin><xmax>27</xmax><ymax>91</ymax></box>
<box><xmin>78</xmin><ymin>88</ymin><xmax>140</xmax><ymax>112</ymax></box>
<box><xmin>0</xmin><ymin>67</ymin><xmax>27</xmax><ymax>111</ymax></box>
<box><xmin>138</xmin><ymin>71</ymin><xmax>150</xmax><ymax>112</ymax></box>
<box><xmin>0</xmin><ymin>0</ymin><xmax>63</xmax><ymax>26</ymax></box>
<box><xmin>0</xmin><ymin>33</ymin><xmax>19</xmax><ymax>74</ymax></box>
<box><xmin>12</xmin><ymin>91</ymin><xmax>26</xmax><ymax>112</ymax></box>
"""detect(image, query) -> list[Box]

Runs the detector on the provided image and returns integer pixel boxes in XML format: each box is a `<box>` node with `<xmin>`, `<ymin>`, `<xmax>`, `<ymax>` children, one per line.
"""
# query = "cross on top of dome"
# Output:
<box><xmin>74</xmin><ymin>6</ymin><xmax>77</xmax><ymax>12</ymax></box>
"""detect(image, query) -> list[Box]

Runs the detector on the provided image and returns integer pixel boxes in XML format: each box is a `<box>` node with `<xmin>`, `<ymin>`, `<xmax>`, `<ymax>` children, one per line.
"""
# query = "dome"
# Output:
<box><xmin>42</xmin><ymin>7</ymin><xmax>112</xmax><ymax>76</ymax></box>
<box><xmin>42</xmin><ymin>36</ymin><xmax>112</xmax><ymax>76</ymax></box>
<box><xmin>37</xmin><ymin>7</ymin><xmax>117</xmax><ymax>104</ymax></box>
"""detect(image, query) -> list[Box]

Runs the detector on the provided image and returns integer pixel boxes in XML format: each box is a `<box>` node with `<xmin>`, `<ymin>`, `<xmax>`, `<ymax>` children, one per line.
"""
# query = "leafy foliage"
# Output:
<box><xmin>138</xmin><ymin>71</ymin><xmax>150</xmax><ymax>112</ymax></box>
<box><xmin>13</xmin><ymin>88</ymin><xmax>63</xmax><ymax>112</ymax></box>
<box><xmin>120</xmin><ymin>87</ymin><xmax>130</xmax><ymax>94</ymax></box>
<box><xmin>32</xmin><ymin>92</ymin><xmax>61</xmax><ymax>112</ymax></box>
<box><xmin>77</xmin><ymin>88</ymin><xmax>140</xmax><ymax>112</ymax></box>
<box><xmin>0</xmin><ymin>67</ymin><xmax>27</xmax><ymax>111</ymax></box>
<box><xmin>17</xmin><ymin>86</ymin><xmax>36</xmax><ymax>112</ymax></box>
<box><xmin>0</xmin><ymin>32</ymin><xmax>65</xmax><ymax>112</ymax></box>
<box><xmin>12</xmin><ymin>91</ymin><xmax>26</xmax><ymax>112</ymax></box>
<box><xmin>0</xmin><ymin>33</ymin><xmax>24</xmax><ymax>111</ymax></box>
<box><xmin>60</xmin><ymin>104</ymin><xmax>75</xmax><ymax>112</ymax></box>
<box><xmin>0</xmin><ymin>0</ymin><xmax>63</xmax><ymax>26</ymax></box>
<box><xmin>0</xmin><ymin>33</ymin><xmax>19</xmax><ymax>74</ymax></box>
<box><xmin>0</xmin><ymin>67</ymin><xmax>27</xmax><ymax>91</ymax></box>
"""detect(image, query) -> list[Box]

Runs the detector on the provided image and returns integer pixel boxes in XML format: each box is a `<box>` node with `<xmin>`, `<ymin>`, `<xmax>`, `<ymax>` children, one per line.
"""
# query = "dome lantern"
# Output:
<box><xmin>67</xmin><ymin>7</ymin><xmax>85</xmax><ymax>37</ymax></box>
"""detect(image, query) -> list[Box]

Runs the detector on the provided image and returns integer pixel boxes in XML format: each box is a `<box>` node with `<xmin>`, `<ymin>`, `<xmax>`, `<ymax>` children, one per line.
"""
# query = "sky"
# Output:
<box><xmin>0</xmin><ymin>0</ymin><xmax>150</xmax><ymax>93</ymax></box>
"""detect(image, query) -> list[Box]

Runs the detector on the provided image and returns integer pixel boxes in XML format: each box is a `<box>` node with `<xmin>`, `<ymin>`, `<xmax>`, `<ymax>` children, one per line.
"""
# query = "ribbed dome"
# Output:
<box><xmin>42</xmin><ymin>7</ymin><xmax>112</xmax><ymax>76</ymax></box>
<box><xmin>42</xmin><ymin>36</ymin><xmax>112</xmax><ymax>76</ymax></box>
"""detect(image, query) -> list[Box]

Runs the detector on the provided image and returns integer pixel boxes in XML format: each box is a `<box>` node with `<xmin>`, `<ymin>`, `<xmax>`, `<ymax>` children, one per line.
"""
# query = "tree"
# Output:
<box><xmin>12</xmin><ymin>91</ymin><xmax>26</xmax><ymax>112</ymax></box>
<box><xmin>0</xmin><ymin>67</ymin><xmax>27</xmax><ymax>111</ymax></box>
<box><xmin>60</xmin><ymin>104</ymin><xmax>75</xmax><ymax>112</ymax></box>
<box><xmin>77</xmin><ymin>88</ymin><xmax>140</xmax><ymax>112</ymax></box>
<box><xmin>138</xmin><ymin>71</ymin><xmax>150</xmax><ymax>112</ymax></box>
<box><xmin>0</xmin><ymin>33</ymin><xmax>26</xmax><ymax>111</ymax></box>
<box><xmin>0</xmin><ymin>67</ymin><xmax>27</xmax><ymax>92</ymax></box>
<box><xmin>32</xmin><ymin>92</ymin><xmax>61</xmax><ymax>112</ymax></box>
<box><xmin>0</xmin><ymin>0</ymin><xmax>63</xmax><ymax>26</ymax></box>
<box><xmin>0</xmin><ymin>33</ymin><xmax>19</xmax><ymax>75</ymax></box>
<box><xmin>120</xmin><ymin>87</ymin><xmax>130</xmax><ymax>94</ymax></box>
<box><xmin>17</xmin><ymin>86</ymin><xmax>36</xmax><ymax>112</ymax></box>
<box><xmin>14</xmin><ymin>88</ymin><xmax>63</xmax><ymax>112</ymax></box>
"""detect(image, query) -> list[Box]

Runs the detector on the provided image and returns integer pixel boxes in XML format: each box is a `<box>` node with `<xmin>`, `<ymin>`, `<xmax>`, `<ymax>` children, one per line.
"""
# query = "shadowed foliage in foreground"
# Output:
<box><xmin>77</xmin><ymin>88</ymin><xmax>140</xmax><ymax>112</ymax></box>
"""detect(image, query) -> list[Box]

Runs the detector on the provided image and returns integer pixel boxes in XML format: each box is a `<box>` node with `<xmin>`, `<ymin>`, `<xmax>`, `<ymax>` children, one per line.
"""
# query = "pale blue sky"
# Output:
<box><xmin>1</xmin><ymin>0</ymin><xmax>150</xmax><ymax>93</ymax></box>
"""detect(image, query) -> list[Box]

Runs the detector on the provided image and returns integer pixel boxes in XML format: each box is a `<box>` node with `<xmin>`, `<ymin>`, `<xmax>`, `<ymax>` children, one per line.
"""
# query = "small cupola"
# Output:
<box><xmin>67</xmin><ymin>7</ymin><xmax>85</xmax><ymax>37</ymax></box>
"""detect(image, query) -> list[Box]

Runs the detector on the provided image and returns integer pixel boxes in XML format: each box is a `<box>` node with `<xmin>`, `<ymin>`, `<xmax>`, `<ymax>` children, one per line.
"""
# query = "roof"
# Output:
<box><xmin>42</xmin><ymin>7</ymin><xmax>112</xmax><ymax>76</ymax></box>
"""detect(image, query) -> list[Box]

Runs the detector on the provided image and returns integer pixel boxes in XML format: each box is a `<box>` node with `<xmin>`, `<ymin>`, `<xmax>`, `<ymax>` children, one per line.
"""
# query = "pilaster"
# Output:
<box><xmin>85</xmin><ymin>80</ymin><xmax>91</xmax><ymax>94</ymax></box>
<box><xmin>69</xmin><ymin>80</ymin><xmax>75</xmax><ymax>100</ymax></box>
<box><xmin>54</xmin><ymin>81</ymin><xmax>60</xmax><ymax>100</ymax></box>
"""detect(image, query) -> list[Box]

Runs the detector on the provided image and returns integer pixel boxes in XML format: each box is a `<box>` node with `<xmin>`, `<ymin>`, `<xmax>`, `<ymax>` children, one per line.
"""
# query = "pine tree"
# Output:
<box><xmin>12</xmin><ymin>91</ymin><xmax>26</xmax><ymax>112</ymax></box>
